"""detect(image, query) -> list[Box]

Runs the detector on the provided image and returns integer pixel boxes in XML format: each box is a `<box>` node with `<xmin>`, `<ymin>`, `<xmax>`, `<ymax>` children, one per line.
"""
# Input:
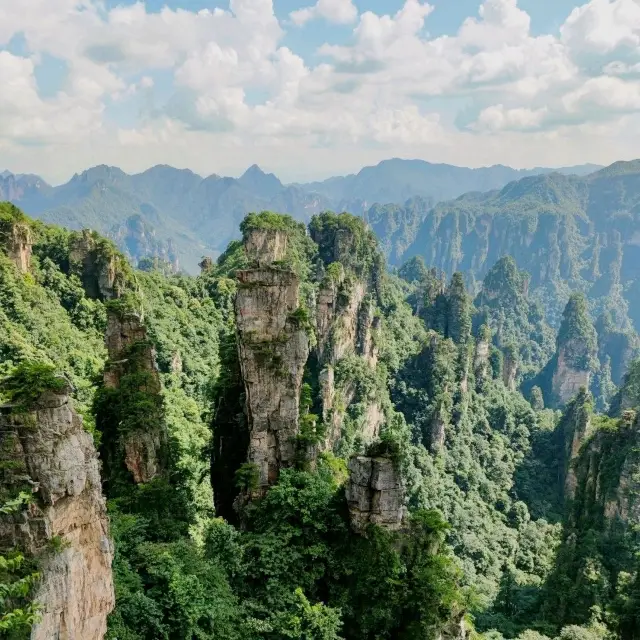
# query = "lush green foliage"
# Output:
<box><xmin>4</xmin><ymin>203</ymin><xmax>640</xmax><ymax>640</ymax></box>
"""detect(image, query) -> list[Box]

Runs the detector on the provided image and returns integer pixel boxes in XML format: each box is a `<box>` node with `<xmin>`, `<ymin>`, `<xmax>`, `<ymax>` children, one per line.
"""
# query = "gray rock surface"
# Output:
<box><xmin>0</xmin><ymin>383</ymin><xmax>114</xmax><ymax>640</ymax></box>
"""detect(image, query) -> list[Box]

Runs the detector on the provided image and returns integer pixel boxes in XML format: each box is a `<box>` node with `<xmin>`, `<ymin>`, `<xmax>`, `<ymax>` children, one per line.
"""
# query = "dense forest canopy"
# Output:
<box><xmin>0</xmin><ymin>198</ymin><xmax>639</xmax><ymax>640</ymax></box>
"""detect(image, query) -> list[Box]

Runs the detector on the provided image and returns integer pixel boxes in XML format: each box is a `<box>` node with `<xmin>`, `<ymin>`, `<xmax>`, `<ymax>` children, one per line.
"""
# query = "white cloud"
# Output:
<box><xmin>290</xmin><ymin>0</ymin><xmax>358</xmax><ymax>26</ymax></box>
<box><xmin>2</xmin><ymin>0</ymin><xmax>640</xmax><ymax>183</ymax></box>
<box><xmin>561</xmin><ymin>0</ymin><xmax>640</xmax><ymax>58</ymax></box>
<box><xmin>472</xmin><ymin>104</ymin><xmax>549</xmax><ymax>132</ymax></box>
<box><xmin>562</xmin><ymin>75</ymin><xmax>640</xmax><ymax>113</ymax></box>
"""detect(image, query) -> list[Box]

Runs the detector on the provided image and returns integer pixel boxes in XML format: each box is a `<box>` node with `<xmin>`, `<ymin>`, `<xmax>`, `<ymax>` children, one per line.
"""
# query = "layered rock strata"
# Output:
<box><xmin>345</xmin><ymin>456</ymin><xmax>406</xmax><ymax>533</ymax></box>
<box><xmin>0</xmin><ymin>382</ymin><xmax>115</xmax><ymax>640</ymax></box>
<box><xmin>102</xmin><ymin>308</ymin><xmax>165</xmax><ymax>485</ymax></box>
<box><xmin>2</xmin><ymin>221</ymin><xmax>32</xmax><ymax>273</ymax></box>
<box><xmin>235</xmin><ymin>234</ymin><xmax>310</xmax><ymax>492</ymax></box>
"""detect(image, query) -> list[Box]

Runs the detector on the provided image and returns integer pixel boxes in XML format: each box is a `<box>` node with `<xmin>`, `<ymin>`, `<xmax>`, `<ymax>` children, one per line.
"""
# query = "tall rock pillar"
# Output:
<box><xmin>235</xmin><ymin>228</ymin><xmax>310</xmax><ymax>492</ymax></box>
<box><xmin>0</xmin><ymin>379</ymin><xmax>115</xmax><ymax>639</ymax></box>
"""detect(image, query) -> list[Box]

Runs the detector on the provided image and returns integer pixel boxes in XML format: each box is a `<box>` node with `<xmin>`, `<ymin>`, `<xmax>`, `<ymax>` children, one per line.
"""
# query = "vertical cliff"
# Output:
<box><xmin>235</xmin><ymin>227</ymin><xmax>311</xmax><ymax>493</ymax></box>
<box><xmin>0</xmin><ymin>203</ymin><xmax>32</xmax><ymax>274</ymax></box>
<box><xmin>98</xmin><ymin>302</ymin><xmax>167</xmax><ymax>489</ymax></box>
<box><xmin>345</xmin><ymin>454</ymin><xmax>406</xmax><ymax>533</ymax></box>
<box><xmin>532</xmin><ymin>293</ymin><xmax>599</xmax><ymax>407</ymax></box>
<box><xmin>0</xmin><ymin>375</ymin><xmax>114</xmax><ymax>639</ymax></box>
<box><xmin>545</xmin><ymin>397</ymin><xmax>640</xmax><ymax>628</ymax></box>
<box><xmin>69</xmin><ymin>229</ymin><xmax>129</xmax><ymax>301</ymax></box>
<box><xmin>473</xmin><ymin>325</ymin><xmax>491</xmax><ymax>388</ymax></box>
<box><xmin>561</xmin><ymin>389</ymin><xmax>593</xmax><ymax>501</ymax></box>
<box><xmin>310</xmin><ymin>213</ymin><xmax>385</xmax><ymax>453</ymax></box>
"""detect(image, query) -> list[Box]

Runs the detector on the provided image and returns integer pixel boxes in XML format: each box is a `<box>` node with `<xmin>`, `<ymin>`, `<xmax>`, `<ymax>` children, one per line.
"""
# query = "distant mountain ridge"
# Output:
<box><xmin>0</xmin><ymin>158</ymin><xmax>603</xmax><ymax>273</ymax></box>
<box><xmin>399</xmin><ymin>161</ymin><xmax>640</xmax><ymax>337</ymax></box>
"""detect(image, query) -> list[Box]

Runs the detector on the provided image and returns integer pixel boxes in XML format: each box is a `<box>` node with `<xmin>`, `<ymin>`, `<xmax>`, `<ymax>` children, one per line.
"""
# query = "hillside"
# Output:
<box><xmin>402</xmin><ymin>162</ymin><xmax>640</xmax><ymax>334</ymax></box>
<box><xmin>1</xmin><ymin>159</ymin><xmax>602</xmax><ymax>274</ymax></box>
<box><xmin>2</xmin><ymin>203</ymin><xmax>640</xmax><ymax>640</ymax></box>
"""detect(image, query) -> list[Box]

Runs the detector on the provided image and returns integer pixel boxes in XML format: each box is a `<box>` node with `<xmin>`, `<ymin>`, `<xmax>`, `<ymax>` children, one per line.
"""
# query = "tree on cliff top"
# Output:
<box><xmin>557</xmin><ymin>293</ymin><xmax>598</xmax><ymax>371</ymax></box>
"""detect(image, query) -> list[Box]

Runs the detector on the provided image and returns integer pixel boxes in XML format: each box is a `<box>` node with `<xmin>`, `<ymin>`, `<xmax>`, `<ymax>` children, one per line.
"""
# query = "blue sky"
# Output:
<box><xmin>1</xmin><ymin>0</ymin><xmax>640</xmax><ymax>183</ymax></box>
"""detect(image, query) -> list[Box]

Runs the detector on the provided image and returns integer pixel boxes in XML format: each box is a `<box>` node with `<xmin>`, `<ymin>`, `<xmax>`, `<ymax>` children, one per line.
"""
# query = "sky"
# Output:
<box><xmin>1</xmin><ymin>0</ymin><xmax>640</xmax><ymax>184</ymax></box>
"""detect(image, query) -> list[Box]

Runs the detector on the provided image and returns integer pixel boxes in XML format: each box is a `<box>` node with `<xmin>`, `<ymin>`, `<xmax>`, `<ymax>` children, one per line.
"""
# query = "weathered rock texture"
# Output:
<box><xmin>312</xmin><ymin>232</ymin><xmax>382</xmax><ymax>453</ymax></box>
<box><xmin>552</xmin><ymin>349</ymin><xmax>591</xmax><ymax>406</ymax></box>
<box><xmin>345</xmin><ymin>456</ymin><xmax>406</xmax><ymax>533</ymax></box>
<box><xmin>244</xmin><ymin>228</ymin><xmax>288</xmax><ymax>266</ymax></box>
<box><xmin>103</xmin><ymin>309</ymin><xmax>166</xmax><ymax>485</ymax></box>
<box><xmin>2</xmin><ymin>221</ymin><xmax>32</xmax><ymax>273</ymax></box>
<box><xmin>235</xmin><ymin>241</ymin><xmax>310</xmax><ymax>491</ymax></box>
<box><xmin>69</xmin><ymin>230</ymin><xmax>124</xmax><ymax>300</ymax></box>
<box><xmin>0</xmin><ymin>383</ymin><xmax>114</xmax><ymax>640</ymax></box>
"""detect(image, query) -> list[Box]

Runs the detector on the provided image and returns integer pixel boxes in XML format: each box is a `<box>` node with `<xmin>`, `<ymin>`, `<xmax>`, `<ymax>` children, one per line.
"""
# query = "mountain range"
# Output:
<box><xmin>0</xmin><ymin>159</ymin><xmax>601</xmax><ymax>273</ymax></box>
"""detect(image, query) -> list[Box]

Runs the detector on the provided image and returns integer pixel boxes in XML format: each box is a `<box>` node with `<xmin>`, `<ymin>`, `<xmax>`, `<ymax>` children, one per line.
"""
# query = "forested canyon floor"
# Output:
<box><xmin>0</xmin><ymin>201</ymin><xmax>639</xmax><ymax>640</ymax></box>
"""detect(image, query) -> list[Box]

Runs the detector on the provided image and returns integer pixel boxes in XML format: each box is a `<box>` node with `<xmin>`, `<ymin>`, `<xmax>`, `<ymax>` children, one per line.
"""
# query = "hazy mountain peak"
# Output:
<box><xmin>589</xmin><ymin>159</ymin><xmax>640</xmax><ymax>179</ymax></box>
<box><xmin>72</xmin><ymin>164</ymin><xmax>128</xmax><ymax>185</ymax></box>
<box><xmin>238</xmin><ymin>163</ymin><xmax>283</xmax><ymax>197</ymax></box>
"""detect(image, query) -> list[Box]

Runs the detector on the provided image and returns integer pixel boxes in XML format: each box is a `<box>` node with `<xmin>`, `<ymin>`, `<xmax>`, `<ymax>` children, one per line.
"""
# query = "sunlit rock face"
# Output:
<box><xmin>0</xmin><ymin>382</ymin><xmax>115</xmax><ymax>640</ymax></box>
<box><xmin>235</xmin><ymin>230</ymin><xmax>310</xmax><ymax>492</ymax></box>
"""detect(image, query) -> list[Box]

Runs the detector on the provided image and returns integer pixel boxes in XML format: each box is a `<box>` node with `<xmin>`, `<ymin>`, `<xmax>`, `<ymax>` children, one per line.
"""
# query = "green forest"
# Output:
<box><xmin>1</xmin><ymin>199</ymin><xmax>640</xmax><ymax>640</ymax></box>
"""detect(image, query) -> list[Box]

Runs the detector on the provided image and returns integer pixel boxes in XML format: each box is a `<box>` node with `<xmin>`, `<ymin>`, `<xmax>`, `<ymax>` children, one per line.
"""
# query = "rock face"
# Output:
<box><xmin>244</xmin><ymin>228</ymin><xmax>288</xmax><ymax>266</ymax></box>
<box><xmin>503</xmin><ymin>350</ymin><xmax>519</xmax><ymax>392</ymax></box>
<box><xmin>562</xmin><ymin>391</ymin><xmax>592</xmax><ymax>500</ymax></box>
<box><xmin>103</xmin><ymin>308</ymin><xmax>166</xmax><ymax>485</ymax></box>
<box><xmin>345</xmin><ymin>456</ymin><xmax>406</xmax><ymax>533</ymax></box>
<box><xmin>312</xmin><ymin>223</ymin><xmax>382</xmax><ymax>453</ymax></box>
<box><xmin>0</xmin><ymin>383</ymin><xmax>114</xmax><ymax>640</ymax></box>
<box><xmin>235</xmin><ymin>235</ymin><xmax>310</xmax><ymax>492</ymax></box>
<box><xmin>69</xmin><ymin>230</ymin><xmax>123</xmax><ymax>300</ymax></box>
<box><xmin>3</xmin><ymin>221</ymin><xmax>32</xmax><ymax>273</ymax></box>
<box><xmin>552</xmin><ymin>348</ymin><xmax>591</xmax><ymax>406</ymax></box>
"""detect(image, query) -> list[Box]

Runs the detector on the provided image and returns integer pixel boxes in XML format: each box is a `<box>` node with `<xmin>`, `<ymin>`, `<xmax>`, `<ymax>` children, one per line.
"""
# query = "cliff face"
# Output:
<box><xmin>235</xmin><ymin>231</ymin><xmax>310</xmax><ymax>492</ymax></box>
<box><xmin>345</xmin><ymin>455</ymin><xmax>406</xmax><ymax>533</ymax></box>
<box><xmin>3</xmin><ymin>221</ymin><xmax>32</xmax><ymax>273</ymax></box>
<box><xmin>503</xmin><ymin>350</ymin><xmax>519</xmax><ymax>392</ymax></box>
<box><xmin>69</xmin><ymin>230</ymin><xmax>125</xmax><ymax>301</ymax></box>
<box><xmin>562</xmin><ymin>391</ymin><xmax>593</xmax><ymax>501</ymax></box>
<box><xmin>552</xmin><ymin>348</ymin><xmax>591</xmax><ymax>406</ymax></box>
<box><xmin>102</xmin><ymin>308</ymin><xmax>166</xmax><ymax>485</ymax></box>
<box><xmin>473</xmin><ymin>335</ymin><xmax>490</xmax><ymax>387</ymax></box>
<box><xmin>311</xmin><ymin>221</ymin><xmax>383</xmax><ymax>453</ymax></box>
<box><xmin>0</xmin><ymin>382</ymin><xmax>114</xmax><ymax>639</ymax></box>
<box><xmin>570</xmin><ymin>412</ymin><xmax>640</xmax><ymax>525</ymax></box>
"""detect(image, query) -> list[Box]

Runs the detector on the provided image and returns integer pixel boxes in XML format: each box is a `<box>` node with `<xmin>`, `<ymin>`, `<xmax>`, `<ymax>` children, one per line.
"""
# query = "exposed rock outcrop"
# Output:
<box><xmin>473</xmin><ymin>334</ymin><xmax>490</xmax><ymax>387</ymax></box>
<box><xmin>235</xmin><ymin>236</ymin><xmax>310</xmax><ymax>492</ymax></box>
<box><xmin>429</xmin><ymin>403</ymin><xmax>448</xmax><ymax>453</ymax></box>
<box><xmin>562</xmin><ymin>390</ymin><xmax>592</xmax><ymax>500</ymax></box>
<box><xmin>552</xmin><ymin>349</ymin><xmax>591</xmax><ymax>406</ymax></box>
<box><xmin>345</xmin><ymin>456</ymin><xmax>406</xmax><ymax>533</ymax></box>
<box><xmin>312</xmin><ymin>219</ymin><xmax>383</xmax><ymax>453</ymax></box>
<box><xmin>503</xmin><ymin>349</ymin><xmax>519</xmax><ymax>392</ymax></box>
<box><xmin>102</xmin><ymin>308</ymin><xmax>166</xmax><ymax>485</ymax></box>
<box><xmin>2</xmin><ymin>221</ymin><xmax>32</xmax><ymax>273</ymax></box>
<box><xmin>244</xmin><ymin>228</ymin><xmax>288</xmax><ymax>266</ymax></box>
<box><xmin>69</xmin><ymin>230</ymin><xmax>125</xmax><ymax>300</ymax></box>
<box><xmin>0</xmin><ymin>382</ymin><xmax>114</xmax><ymax>640</ymax></box>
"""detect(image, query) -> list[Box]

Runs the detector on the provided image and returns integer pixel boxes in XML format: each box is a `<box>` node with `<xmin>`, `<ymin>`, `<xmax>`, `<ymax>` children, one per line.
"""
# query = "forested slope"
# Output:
<box><xmin>0</xmin><ymin>202</ymin><xmax>639</xmax><ymax>640</ymax></box>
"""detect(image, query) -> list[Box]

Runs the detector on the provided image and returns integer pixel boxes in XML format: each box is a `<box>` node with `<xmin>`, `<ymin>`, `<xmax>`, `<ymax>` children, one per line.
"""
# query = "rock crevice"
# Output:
<box><xmin>235</xmin><ymin>233</ymin><xmax>310</xmax><ymax>492</ymax></box>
